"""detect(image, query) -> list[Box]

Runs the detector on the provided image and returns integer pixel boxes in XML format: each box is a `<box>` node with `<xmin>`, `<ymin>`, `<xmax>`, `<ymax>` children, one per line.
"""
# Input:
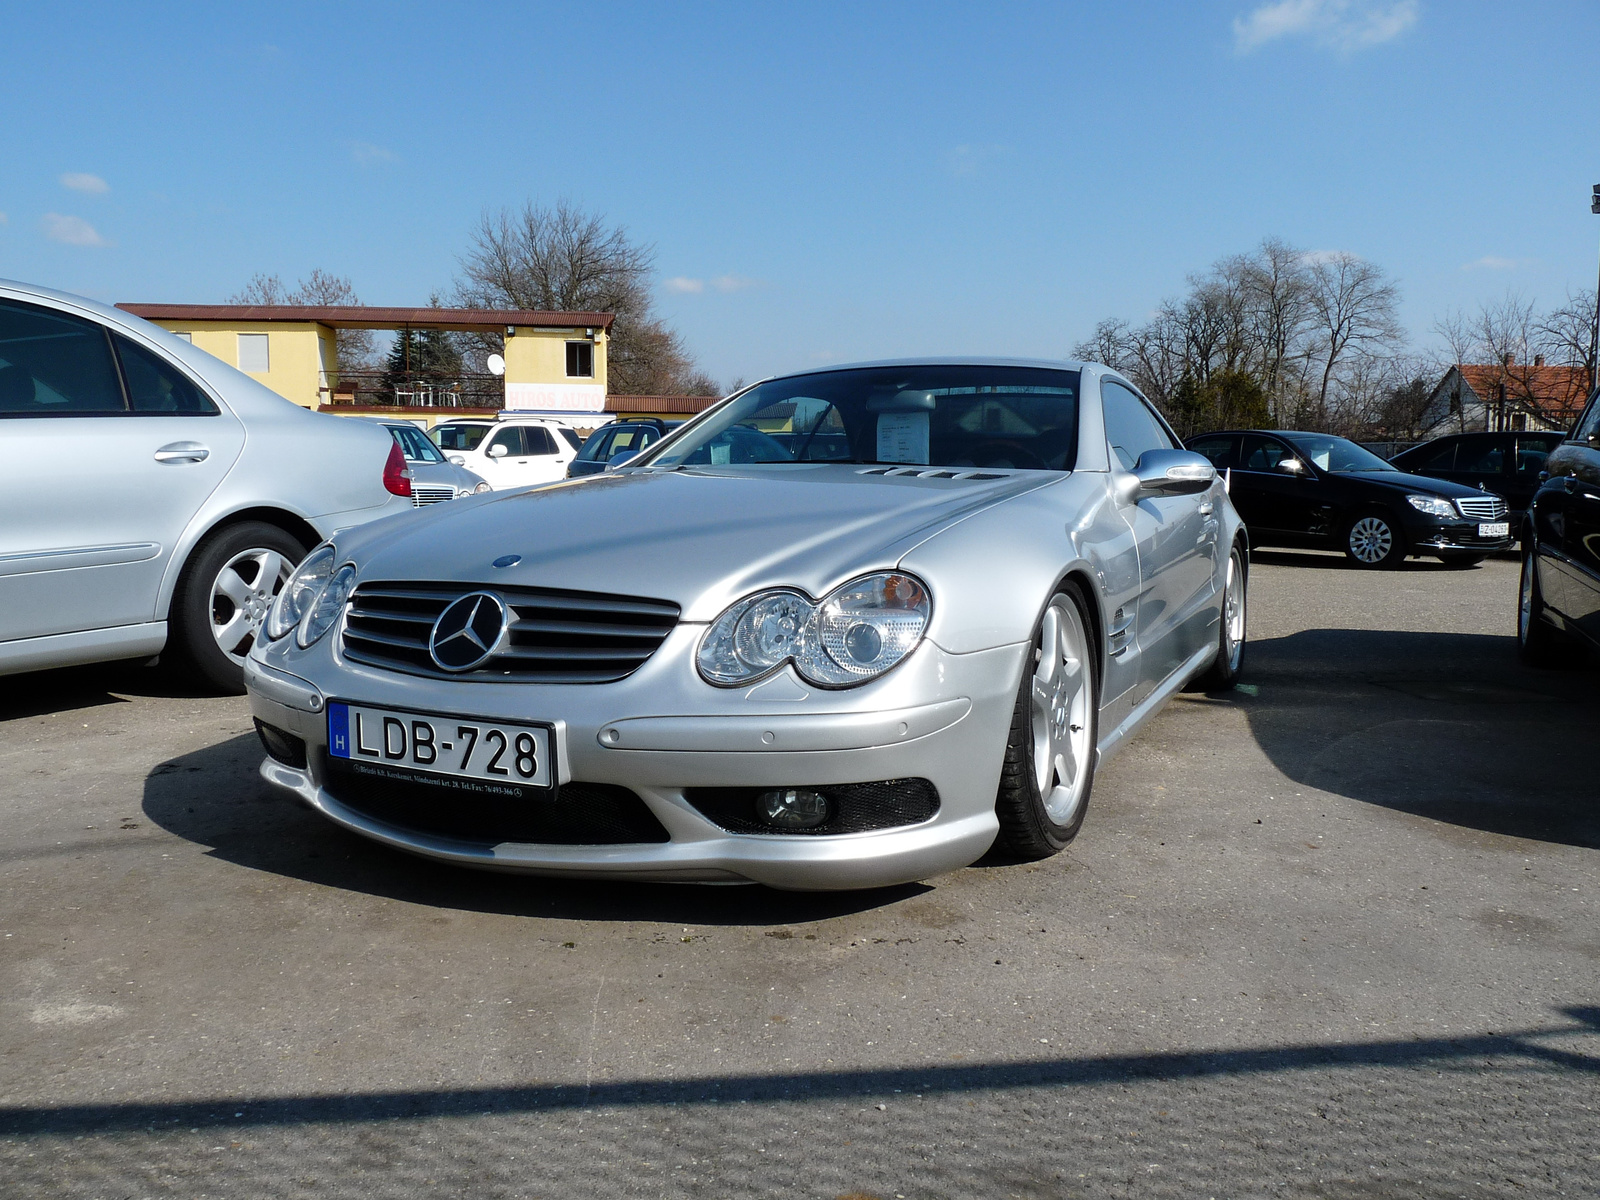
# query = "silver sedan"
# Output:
<box><xmin>245</xmin><ymin>359</ymin><xmax>1248</xmax><ymax>889</ymax></box>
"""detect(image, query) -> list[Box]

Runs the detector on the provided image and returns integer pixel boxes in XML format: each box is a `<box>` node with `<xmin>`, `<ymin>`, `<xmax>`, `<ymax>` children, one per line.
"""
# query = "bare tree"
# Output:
<box><xmin>231</xmin><ymin>269</ymin><xmax>375</xmax><ymax>368</ymax></box>
<box><xmin>1536</xmin><ymin>287</ymin><xmax>1599</xmax><ymax>392</ymax></box>
<box><xmin>1070</xmin><ymin>318</ymin><xmax>1132</xmax><ymax>371</ymax></box>
<box><xmin>1304</xmin><ymin>253</ymin><xmax>1405</xmax><ymax>425</ymax></box>
<box><xmin>451</xmin><ymin>200</ymin><xmax>717</xmax><ymax>395</ymax></box>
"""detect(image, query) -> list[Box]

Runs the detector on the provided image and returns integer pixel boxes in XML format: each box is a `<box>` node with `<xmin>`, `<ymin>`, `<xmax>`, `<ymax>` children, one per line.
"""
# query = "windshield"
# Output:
<box><xmin>433</xmin><ymin>423</ymin><xmax>489</xmax><ymax>453</ymax></box>
<box><xmin>1284</xmin><ymin>433</ymin><xmax>1397</xmax><ymax>474</ymax></box>
<box><xmin>642</xmin><ymin>366</ymin><xmax>1081</xmax><ymax>471</ymax></box>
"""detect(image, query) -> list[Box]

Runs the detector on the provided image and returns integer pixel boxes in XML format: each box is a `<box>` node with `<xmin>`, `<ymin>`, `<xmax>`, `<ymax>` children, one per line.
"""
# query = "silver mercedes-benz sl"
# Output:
<box><xmin>246</xmin><ymin>360</ymin><xmax>1247</xmax><ymax>890</ymax></box>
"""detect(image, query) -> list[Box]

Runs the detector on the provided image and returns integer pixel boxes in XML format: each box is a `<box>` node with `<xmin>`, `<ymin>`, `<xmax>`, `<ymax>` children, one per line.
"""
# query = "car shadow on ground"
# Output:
<box><xmin>139</xmin><ymin>731</ymin><xmax>929</xmax><ymax>924</ymax></box>
<box><xmin>0</xmin><ymin>659</ymin><xmax>219</xmax><ymax>722</ymax></box>
<box><xmin>1234</xmin><ymin>626</ymin><xmax>1599</xmax><ymax>848</ymax></box>
<box><xmin>1248</xmin><ymin>548</ymin><xmax>1483</xmax><ymax>572</ymax></box>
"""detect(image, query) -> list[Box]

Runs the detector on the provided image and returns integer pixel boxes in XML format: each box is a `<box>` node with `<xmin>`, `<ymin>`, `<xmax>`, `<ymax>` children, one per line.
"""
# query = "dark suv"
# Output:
<box><xmin>1390</xmin><ymin>431</ymin><xmax>1565</xmax><ymax>531</ymax></box>
<box><xmin>566</xmin><ymin>418</ymin><xmax>682</xmax><ymax>478</ymax></box>
<box><xmin>1519</xmin><ymin>391</ymin><xmax>1600</xmax><ymax>662</ymax></box>
<box><xmin>1186</xmin><ymin>429</ymin><xmax>1514</xmax><ymax>568</ymax></box>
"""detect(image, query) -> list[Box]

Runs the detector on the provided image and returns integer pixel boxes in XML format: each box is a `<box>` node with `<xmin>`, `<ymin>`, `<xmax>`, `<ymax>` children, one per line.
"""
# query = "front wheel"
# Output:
<box><xmin>994</xmin><ymin>585</ymin><xmax>1099</xmax><ymax>860</ymax></box>
<box><xmin>1517</xmin><ymin>539</ymin><xmax>1567</xmax><ymax>667</ymax></box>
<box><xmin>1343</xmin><ymin>512</ymin><xmax>1407</xmax><ymax>569</ymax></box>
<box><xmin>168</xmin><ymin>522</ymin><xmax>306</xmax><ymax>694</ymax></box>
<box><xmin>1193</xmin><ymin>542</ymin><xmax>1247</xmax><ymax>691</ymax></box>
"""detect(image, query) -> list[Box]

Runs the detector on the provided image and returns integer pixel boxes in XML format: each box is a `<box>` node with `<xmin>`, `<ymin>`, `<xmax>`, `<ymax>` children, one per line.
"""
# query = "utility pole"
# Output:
<box><xmin>1591</xmin><ymin>184</ymin><xmax>1600</xmax><ymax>395</ymax></box>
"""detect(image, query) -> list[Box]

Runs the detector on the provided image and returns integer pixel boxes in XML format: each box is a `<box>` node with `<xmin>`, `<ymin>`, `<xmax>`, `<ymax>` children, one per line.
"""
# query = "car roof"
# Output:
<box><xmin>772</xmin><ymin>355</ymin><xmax>1091</xmax><ymax>380</ymax></box>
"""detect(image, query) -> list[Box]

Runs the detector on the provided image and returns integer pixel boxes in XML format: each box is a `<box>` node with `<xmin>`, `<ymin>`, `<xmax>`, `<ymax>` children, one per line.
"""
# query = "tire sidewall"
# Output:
<box><xmin>1343</xmin><ymin>509</ymin><xmax>1406</xmax><ymax>569</ymax></box>
<box><xmin>171</xmin><ymin>522</ymin><xmax>306</xmax><ymax>694</ymax></box>
<box><xmin>1021</xmin><ymin>584</ymin><xmax>1099</xmax><ymax>849</ymax></box>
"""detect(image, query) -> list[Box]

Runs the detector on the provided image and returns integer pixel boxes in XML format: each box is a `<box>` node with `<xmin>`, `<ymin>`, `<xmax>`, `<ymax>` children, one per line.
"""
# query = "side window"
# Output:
<box><xmin>1456</xmin><ymin>439</ymin><xmax>1507</xmax><ymax>474</ymax></box>
<box><xmin>525</xmin><ymin>426</ymin><xmax>558</xmax><ymax>456</ymax></box>
<box><xmin>1572</xmin><ymin>395</ymin><xmax>1600</xmax><ymax>443</ymax></box>
<box><xmin>113</xmin><ymin>336</ymin><xmax>218</xmax><ymax>414</ymax></box>
<box><xmin>1101</xmin><ymin>381</ymin><xmax>1175</xmax><ymax>470</ymax></box>
<box><xmin>579</xmin><ymin>428</ymin><xmax>616</xmax><ymax>462</ymax></box>
<box><xmin>0</xmin><ymin>299</ymin><xmax>127</xmax><ymax>415</ymax></box>
<box><xmin>487</xmin><ymin>427</ymin><xmax>525</xmax><ymax>457</ymax></box>
<box><xmin>1187</xmin><ymin>435</ymin><xmax>1237</xmax><ymax>469</ymax></box>
<box><xmin>1239</xmin><ymin>435</ymin><xmax>1290</xmax><ymax>472</ymax></box>
<box><xmin>565</xmin><ymin>342</ymin><xmax>594</xmax><ymax>378</ymax></box>
<box><xmin>1515</xmin><ymin>435</ymin><xmax>1560</xmax><ymax>474</ymax></box>
<box><xmin>1413</xmin><ymin>440</ymin><xmax>1458</xmax><ymax>471</ymax></box>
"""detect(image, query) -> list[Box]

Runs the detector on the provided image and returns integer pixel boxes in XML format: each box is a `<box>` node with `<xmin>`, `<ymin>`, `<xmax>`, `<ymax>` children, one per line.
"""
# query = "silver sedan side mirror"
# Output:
<box><xmin>1128</xmin><ymin>449</ymin><xmax>1216</xmax><ymax>498</ymax></box>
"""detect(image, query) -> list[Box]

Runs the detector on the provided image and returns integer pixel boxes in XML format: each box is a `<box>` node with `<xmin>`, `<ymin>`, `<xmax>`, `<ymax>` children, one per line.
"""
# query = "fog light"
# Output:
<box><xmin>757</xmin><ymin>788</ymin><xmax>829</xmax><ymax>829</ymax></box>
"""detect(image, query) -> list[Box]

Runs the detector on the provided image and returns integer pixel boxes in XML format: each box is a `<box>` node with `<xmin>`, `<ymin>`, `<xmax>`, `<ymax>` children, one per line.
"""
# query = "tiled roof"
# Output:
<box><xmin>1455</xmin><ymin>362</ymin><xmax>1590</xmax><ymax>422</ymax></box>
<box><xmin>605</xmin><ymin>394</ymin><xmax>721</xmax><ymax>414</ymax></box>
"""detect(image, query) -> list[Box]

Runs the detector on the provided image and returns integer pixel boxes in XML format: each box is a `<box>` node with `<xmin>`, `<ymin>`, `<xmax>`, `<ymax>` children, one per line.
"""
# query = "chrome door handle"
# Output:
<box><xmin>154</xmin><ymin>442</ymin><xmax>209</xmax><ymax>464</ymax></box>
<box><xmin>1198</xmin><ymin>501</ymin><xmax>1215</xmax><ymax>515</ymax></box>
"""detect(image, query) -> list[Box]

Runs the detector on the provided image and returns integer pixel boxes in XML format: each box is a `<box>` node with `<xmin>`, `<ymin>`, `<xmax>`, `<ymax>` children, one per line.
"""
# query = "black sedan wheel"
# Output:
<box><xmin>1517</xmin><ymin>539</ymin><xmax>1568</xmax><ymax>667</ymax></box>
<box><xmin>1343</xmin><ymin>511</ymin><xmax>1406</xmax><ymax>569</ymax></box>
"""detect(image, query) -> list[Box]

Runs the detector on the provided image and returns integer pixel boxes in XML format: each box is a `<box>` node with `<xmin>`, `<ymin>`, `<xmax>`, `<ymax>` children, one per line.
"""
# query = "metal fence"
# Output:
<box><xmin>320</xmin><ymin>371</ymin><xmax>504</xmax><ymax>409</ymax></box>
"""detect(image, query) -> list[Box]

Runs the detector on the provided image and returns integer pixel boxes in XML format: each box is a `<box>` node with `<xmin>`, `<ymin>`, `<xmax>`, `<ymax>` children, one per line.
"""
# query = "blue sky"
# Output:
<box><xmin>2</xmin><ymin>1</ymin><xmax>1596</xmax><ymax>385</ymax></box>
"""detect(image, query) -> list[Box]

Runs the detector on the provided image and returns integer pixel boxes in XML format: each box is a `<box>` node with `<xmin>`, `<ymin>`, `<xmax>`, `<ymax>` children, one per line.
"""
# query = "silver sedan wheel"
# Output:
<box><xmin>1347</xmin><ymin>516</ymin><xmax>1393</xmax><ymax>564</ymax></box>
<box><xmin>1222</xmin><ymin>548</ymin><xmax>1245</xmax><ymax>672</ymax></box>
<box><xmin>1031</xmin><ymin>596</ymin><xmax>1093</xmax><ymax>826</ymax></box>
<box><xmin>209</xmin><ymin>548</ymin><xmax>293</xmax><ymax>665</ymax></box>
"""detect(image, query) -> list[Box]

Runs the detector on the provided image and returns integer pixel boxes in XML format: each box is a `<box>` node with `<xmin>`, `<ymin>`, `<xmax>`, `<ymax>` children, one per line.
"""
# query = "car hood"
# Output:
<box><xmin>344</xmin><ymin>464</ymin><xmax>1059</xmax><ymax>622</ymax></box>
<box><xmin>1332</xmin><ymin>470</ymin><xmax>1499</xmax><ymax>501</ymax></box>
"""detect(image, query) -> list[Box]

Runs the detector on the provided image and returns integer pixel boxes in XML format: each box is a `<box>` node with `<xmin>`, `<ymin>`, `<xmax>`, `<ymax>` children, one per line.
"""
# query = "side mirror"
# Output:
<box><xmin>1126</xmin><ymin>449</ymin><xmax>1216</xmax><ymax>498</ymax></box>
<box><xmin>448</xmin><ymin>455</ymin><xmax>466</xmax><ymax>466</ymax></box>
<box><xmin>1277</xmin><ymin>457</ymin><xmax>1305</xmax><ymax>475</ymax></box>
<box><xmin>488</xmin><ymin>443</ymin><xmax>510</xmax><ymax>459</ymax></box>
<box><xmin>606</xmin><ymin>450</ymin><xmax>642</xmax><ymax>472</ymax></box>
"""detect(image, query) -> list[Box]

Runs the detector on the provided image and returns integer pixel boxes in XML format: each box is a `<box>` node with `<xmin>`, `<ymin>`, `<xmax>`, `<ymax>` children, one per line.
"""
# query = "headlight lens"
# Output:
<box><xmin>297</xmin><ymin>564</ymin><xmax>356</xmax><ymax>648</ymax></box>
<box><xmin>1407</xmin><ymin>494</ymin><xmax>1457</xmax><ymax>518</ymax></box>
<box><xmin>697</xmin><ymin>572</ymin><xmax>931</xmax><ymax>688</ymax></box>
<box><xmin>473</xmin><ymin>481</ymin><xmax>492</xmax><ymax>493</ymax></box>
<box><xmin>265</xmin><ymin>545</ymin><xmax>335</xmax><ymax>641</ymax></box>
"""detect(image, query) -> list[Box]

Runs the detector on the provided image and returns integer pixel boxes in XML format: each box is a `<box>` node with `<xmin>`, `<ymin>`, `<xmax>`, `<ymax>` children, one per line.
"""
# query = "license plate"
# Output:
<box><xmin>327</xmin><ymin>701</ymin><xmax>552</xmax><ymax>789</ymax></box>
<box><xmin>1478</xmin><ymin>522</ymin><xmax>1509</xmax><ymax>538</ymax></box>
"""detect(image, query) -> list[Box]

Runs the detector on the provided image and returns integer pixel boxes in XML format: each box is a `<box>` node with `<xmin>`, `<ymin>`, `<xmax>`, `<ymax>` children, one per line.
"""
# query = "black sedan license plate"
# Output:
<box><xmin>327</xmin><ymin>702</ymin><xmax>552</xmax><ymax>789</ymax></box>
<box><xmin>1478</xmin><ymin>522</ymin><xmax>1509</xmax><ymax>539</ymax></box>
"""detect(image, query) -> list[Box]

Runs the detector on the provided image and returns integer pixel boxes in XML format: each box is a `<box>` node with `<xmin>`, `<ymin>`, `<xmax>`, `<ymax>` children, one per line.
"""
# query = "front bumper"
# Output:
<box><xmin>1409</xmin><ymin>520</ymin><xmax>1514</xmax><ymax>555</ymax></box>
<box><xmin>245</xmin><ymin>626</ymin><xmax>1025</xmax><ymax>890</ymax></box>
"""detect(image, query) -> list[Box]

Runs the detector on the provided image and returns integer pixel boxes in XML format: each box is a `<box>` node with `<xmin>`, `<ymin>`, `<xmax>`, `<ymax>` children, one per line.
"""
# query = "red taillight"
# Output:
<box><xmin>382</xmin><ymin>440</ymin><xmax>412</xmax><ymax>497</ymax></box>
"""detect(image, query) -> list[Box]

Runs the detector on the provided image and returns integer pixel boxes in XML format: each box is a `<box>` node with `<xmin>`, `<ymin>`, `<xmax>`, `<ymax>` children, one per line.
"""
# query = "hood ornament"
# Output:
<box><xmin>492</xmin><ymin>554</ymin><xmax>521</xmax><ymax>569</ymax></box>
<box><xmin>429</xmin><ymin>592</ymin><xmax>509</xmax><ymax>671</ymax></box>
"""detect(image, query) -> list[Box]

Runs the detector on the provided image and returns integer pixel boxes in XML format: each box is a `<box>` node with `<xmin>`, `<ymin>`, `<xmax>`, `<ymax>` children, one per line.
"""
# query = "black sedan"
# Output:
<box><xmin>1185</xmin><ymin>430</ymin><xmax>1513</xmax><ymax>568</ymax></box>
<box><xmin>1389</xmin><ymin>431</ymin><xmax>1565</xmax><ymax>531</ymax></box>
<box><xmin>1519</xmin><ymin>392</ymin><xmax>1600</xmax><ymax>662</ymax></box>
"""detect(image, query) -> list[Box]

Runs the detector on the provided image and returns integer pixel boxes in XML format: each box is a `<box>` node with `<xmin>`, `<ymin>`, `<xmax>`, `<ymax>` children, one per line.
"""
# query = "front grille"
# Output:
<box><xmin>684</xmin><ymin>778</ymin><xmax>940</xmax><ymax>835</ymax></box>
<box><xmin>411</xmin><ymin>484</ymin><xmax>456</xmax><ymax>507</ymax></box>
<box><xmin>323</xmin><ymin>757</ymin><xmax>669</xmax><ymax>844</ymax></box>
<box><xmin>342</xmin><ymin>581</ymin><xmax>680</xmax><ymax>683</ymax></box>
<box><xmin>1455</xmin><ymin>495</ymin><xmax>1508</xmax><ymax>521</ymax></box>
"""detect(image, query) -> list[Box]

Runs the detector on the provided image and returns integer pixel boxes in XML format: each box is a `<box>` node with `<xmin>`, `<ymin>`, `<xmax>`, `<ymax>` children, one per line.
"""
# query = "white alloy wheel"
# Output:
<box><xmin>1030</xmin><ymin>595</ymin><xmax>1094</xmax><ymax>827</ymax></box>
<box><xmin>1347</xmin><ymin>515</ymin><xmax>1394</xmax><ymax>565</ymax></box>
<box><xmin>1221</xmin><ymin>548</ymin><xmax>1245</xmax><ymax>673</ymax></box>
<box><xmin>209</xmin><ymin>547</ymin><xmax>294</xmax><ymax>665</ymax></box>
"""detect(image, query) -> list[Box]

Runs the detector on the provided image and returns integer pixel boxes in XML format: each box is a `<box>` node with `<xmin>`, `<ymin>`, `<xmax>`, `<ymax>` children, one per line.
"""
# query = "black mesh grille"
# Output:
<box><xmin>254</xmin><ymin>719</ymin><xmax>307</xmax><ymax>769</ymax></box>
<box><xmin>683</xmin><ymin>778</ymin><xmax>939</xmax><ymax>835</ymax></box>
<box><xmin>322</xmin><ymin>757</ymin><xmax>669</xmax><ymax>845</ymax></box>
<box><xmin>341</xmin><ymin>581</ymin><xmax>680</xmax><ymax>683</ymax></box>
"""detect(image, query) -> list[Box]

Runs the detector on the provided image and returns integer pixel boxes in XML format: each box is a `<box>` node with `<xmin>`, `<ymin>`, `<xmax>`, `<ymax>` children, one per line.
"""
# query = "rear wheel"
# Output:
<box><xmin>1192</xmin><ymin>542</ymin><xmax>1247</xmax><ymax>691</ymax></box>
<box><xmin>1517</xmin><ymin>539</ymin><xmax>1567</xmax><ymax>667</ymax></box>
<box><xmin>994</xmin><ymin>585</ymin><xmax>1098</xmax><ymax>860</ymax></box>
<box><xmin>168</xmin><ymin>522</ymin><xmax>305</xmax><ymax>694</ymax></box>
<box><xmin>1343</xmin><ymin>511</ymin><xmax>1406</xmax><ymax>569</ymax></box>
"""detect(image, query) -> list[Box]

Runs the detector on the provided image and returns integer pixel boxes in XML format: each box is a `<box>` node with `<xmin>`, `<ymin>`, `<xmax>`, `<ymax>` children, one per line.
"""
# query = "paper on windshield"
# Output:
<box><xmin>876</xmin><ymin>412</ymin><xmax>929</xmax><ymax>465</ymax></box>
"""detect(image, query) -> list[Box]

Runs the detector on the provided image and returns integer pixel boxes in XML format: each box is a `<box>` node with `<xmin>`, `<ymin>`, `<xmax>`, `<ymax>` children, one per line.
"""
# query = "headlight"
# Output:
<box><xmin>265</xmin><ymin>545</ymin><xmax>335</xmax><ymax>641</ymax></box>
<box><xmin>473</xmin><ymin>481</ymin><xmax>492</xmax><ymax>493</ymax></box>
<box><xmin>697</xmin><ymin>572</ymin><xmax>931</xmax><ymax>688</ymax></box>
<box><xmin>1407</xmin><ymin>494</ymin><xmax>1457</xmax><ymax>518</ymax></box>
<box><xmin>297</xmin><ymin>564</ymin><xmax>356</xmax><ymax>648</ymax></box>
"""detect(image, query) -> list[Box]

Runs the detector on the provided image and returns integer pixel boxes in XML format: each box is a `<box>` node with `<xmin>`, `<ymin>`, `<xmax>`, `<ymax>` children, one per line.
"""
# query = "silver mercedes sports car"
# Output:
<box><xmin>246</xmin><ymin>359</ymin><xmax>1247</xmax><ymax>890</ymax></box>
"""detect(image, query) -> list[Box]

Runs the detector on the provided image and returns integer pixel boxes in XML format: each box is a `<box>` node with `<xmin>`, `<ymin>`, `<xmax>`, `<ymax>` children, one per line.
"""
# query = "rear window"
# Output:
<box><xmin>434</xmin><ymin>423</ymin><xmax>489</xmax><ymax>452</ymax></box>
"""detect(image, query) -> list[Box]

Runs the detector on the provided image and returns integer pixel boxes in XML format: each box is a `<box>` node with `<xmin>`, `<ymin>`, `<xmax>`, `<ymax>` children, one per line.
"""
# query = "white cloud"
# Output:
<box><xmin>1300</xmin><ymin>248</ymin><xmax>1352</xmax><ymax>265</ymax></box>
<box><xmin>1463</xmin><ymin>255</ymin><xmax>1532</xmax><ymax>271</ymax></box>
<box><xmin>664</xmin><ymin>276</ymin><xmax>704</xmax><ymax>294</ymax></box>
<box><xmin>1233</xmin><ymin>0</ymin><xmax>1418</xmax><ymax>53</ymax></box>
<box><xmin>350</xmin><ymin>141</ymin><xmax>398</xmax><ymax>166</ymax></box>
<box><xmin>711</xmin><ymin>275</ymin><xmax>756</xmax><ymax>292</ymax></box>
<box><xmin>60</xmin><ymin>172</ymin><xmax>109</xmax><ymax>194</ymax></box>
<box><xmin>666</xmin><ymin>274</ymin><xmax>758</xmax><ymax>295</ymax></box>
<box><xmin>42</xmin><ymin>213</ymin><xmax>109</xmax><ymax>247</ymax></box>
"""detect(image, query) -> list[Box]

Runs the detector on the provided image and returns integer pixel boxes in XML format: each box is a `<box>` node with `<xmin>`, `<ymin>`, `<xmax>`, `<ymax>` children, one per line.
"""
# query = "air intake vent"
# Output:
<box><xmin>342</xmin><ymin>581</ymin><xmax>680</xmax><ymax>683</ymax></box>
<box><xmin>856</xmin><ymin>467</ymin><xmax>1013</xmax><ymax>480</ymax></box>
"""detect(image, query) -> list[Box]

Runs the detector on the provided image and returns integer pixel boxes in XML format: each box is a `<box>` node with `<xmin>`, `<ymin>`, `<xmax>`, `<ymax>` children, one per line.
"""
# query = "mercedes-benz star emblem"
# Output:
<box><xmin>428</xmin><ymin>592</ymin><xmax>509</xmax><ymax>672</ymax></box>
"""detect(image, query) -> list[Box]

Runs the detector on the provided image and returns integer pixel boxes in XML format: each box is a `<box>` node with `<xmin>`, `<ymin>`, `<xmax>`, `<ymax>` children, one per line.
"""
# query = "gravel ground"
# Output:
<box><xmin>1</xmin><ymin>550</ymin><xmax>1596</xmax><ymax>1198</ymax></box>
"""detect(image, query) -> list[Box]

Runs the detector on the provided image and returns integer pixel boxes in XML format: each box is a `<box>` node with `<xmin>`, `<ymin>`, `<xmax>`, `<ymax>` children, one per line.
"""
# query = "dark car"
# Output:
<box><xmin>1186</xmin><ymin>429</ymin><xmax>1514</xmax><ymax>568</ymax></box>
<box><xmin>566</xmin><ymin>418</ymin><xmax>682</xmax><ymax>478</ymax></box>
<box><xmin>1519</xmin><ymin>391</ymin><xmax>1600</xmax><ymax>662</ymax></box>
<box><xmin>1389</xmin><ymin>431</ymin><xmax>1565</xmax><ymax>531</ymax></box>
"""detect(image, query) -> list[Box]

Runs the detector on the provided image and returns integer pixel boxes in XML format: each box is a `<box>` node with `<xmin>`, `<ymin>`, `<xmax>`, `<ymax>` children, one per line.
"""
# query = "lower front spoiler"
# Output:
<box><xmin>259</xmin><ymin>757</ymin><xmax>999</xmax><ymax>891</ymax></box>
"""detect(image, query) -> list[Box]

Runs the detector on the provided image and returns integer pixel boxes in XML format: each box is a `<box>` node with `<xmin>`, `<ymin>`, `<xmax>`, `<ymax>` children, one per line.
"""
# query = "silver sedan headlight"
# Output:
<box><xmin>697</xmin><ymin>572</ymin><xmax>931</xmax><ymax>688</ymax></box>
<box><xmin>298</xmin><ymin>564</ymin><xmax>357</xmax><ymax>647</ymax></box>
<box><xmin>265</xmin><ymin>545</ymin><xmax>335</xmax><ymax>641</ymax></box>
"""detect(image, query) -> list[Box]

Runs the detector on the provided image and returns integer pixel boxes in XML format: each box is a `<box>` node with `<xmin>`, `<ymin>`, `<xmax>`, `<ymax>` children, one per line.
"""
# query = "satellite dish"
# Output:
<box><xmin>486</xmin><ymin>353</ymin><xmax>506</xmax><ymax>377</ymax></box>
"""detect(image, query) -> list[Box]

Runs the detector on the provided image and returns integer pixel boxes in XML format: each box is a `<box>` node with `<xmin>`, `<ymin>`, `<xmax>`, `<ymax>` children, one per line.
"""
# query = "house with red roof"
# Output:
<box><xmin>1419</xmin><ymin>354</ymin><xmax>1590</xmax><ymax>437</ymax></box>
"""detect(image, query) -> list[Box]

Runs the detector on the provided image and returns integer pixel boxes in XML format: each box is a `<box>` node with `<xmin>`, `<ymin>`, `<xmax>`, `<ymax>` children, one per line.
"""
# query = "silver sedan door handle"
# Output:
<box><xmin>154</xmin><ymin>442</ymin><xmax>210</xmax><ymax>464</ymax></box>
<box><xmin>1198</xmin><ymin>501</ymin><xmax>1215</xmax><ymax>515</ymax></box>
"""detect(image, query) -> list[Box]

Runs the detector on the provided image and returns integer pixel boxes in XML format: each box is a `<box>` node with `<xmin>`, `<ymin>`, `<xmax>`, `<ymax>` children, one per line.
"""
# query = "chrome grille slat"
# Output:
<box><xmin>341</xmin><ymin>580</ymin><xmax>680</xmax><ymax>683</ymax></box>
<box><xmin>1455</xmin><ymin>496</ymin><xmax>1508</xmax><ymax>521</ymax></box>
<box><xmin>412</xmin><ymin>484</ymin><xmax>456</xmax><ymax>507</ymax></box>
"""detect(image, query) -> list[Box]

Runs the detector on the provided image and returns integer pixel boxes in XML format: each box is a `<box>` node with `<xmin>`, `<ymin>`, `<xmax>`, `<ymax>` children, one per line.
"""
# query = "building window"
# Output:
<box><xmin>238</xmin><ymin>333</ymin><xmax>270</xmax><ymax>373</ymax></box>
<box><xmin>173</xmin><ymin>331</ymin><xmax>193</xmax><ymax>343</ymax></box>
<box><xmin>566</xmin><ymin>340</ymin><xmax>593</xmax><ymax>378</ymax></box>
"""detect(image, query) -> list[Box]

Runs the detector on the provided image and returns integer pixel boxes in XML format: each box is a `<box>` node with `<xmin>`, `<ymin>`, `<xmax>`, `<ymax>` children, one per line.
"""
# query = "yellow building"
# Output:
<box><xmin>115</xmin><ymin>304</ymin><xmax>614</xmax><ymax>427</ymax></box>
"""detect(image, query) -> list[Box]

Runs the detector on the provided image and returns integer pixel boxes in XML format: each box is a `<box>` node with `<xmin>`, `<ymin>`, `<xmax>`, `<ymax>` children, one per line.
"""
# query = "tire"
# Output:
<box><xmin>1343</xmin><ymin>511</ymin><xmax>1407</xmax><ymax>569</ymax></box>
<box><xmin>1192</xmin><ymin>541</ymin><xmax>1247</xmax><ymax>691</ymax></box>
<box><xmin>994</xmin><ymin>584</ymin><xmax>1099</xmax><ymax>860</ymax></box>
<box><xmin>168</xmin><ymin>521</ymin><xmax>306</xmax><ymax>694</ymax></box>
<box><xmin>1517</xmin><ymin>538</ymin><xmax>1567</xmax><ymax>667</ymax></box>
